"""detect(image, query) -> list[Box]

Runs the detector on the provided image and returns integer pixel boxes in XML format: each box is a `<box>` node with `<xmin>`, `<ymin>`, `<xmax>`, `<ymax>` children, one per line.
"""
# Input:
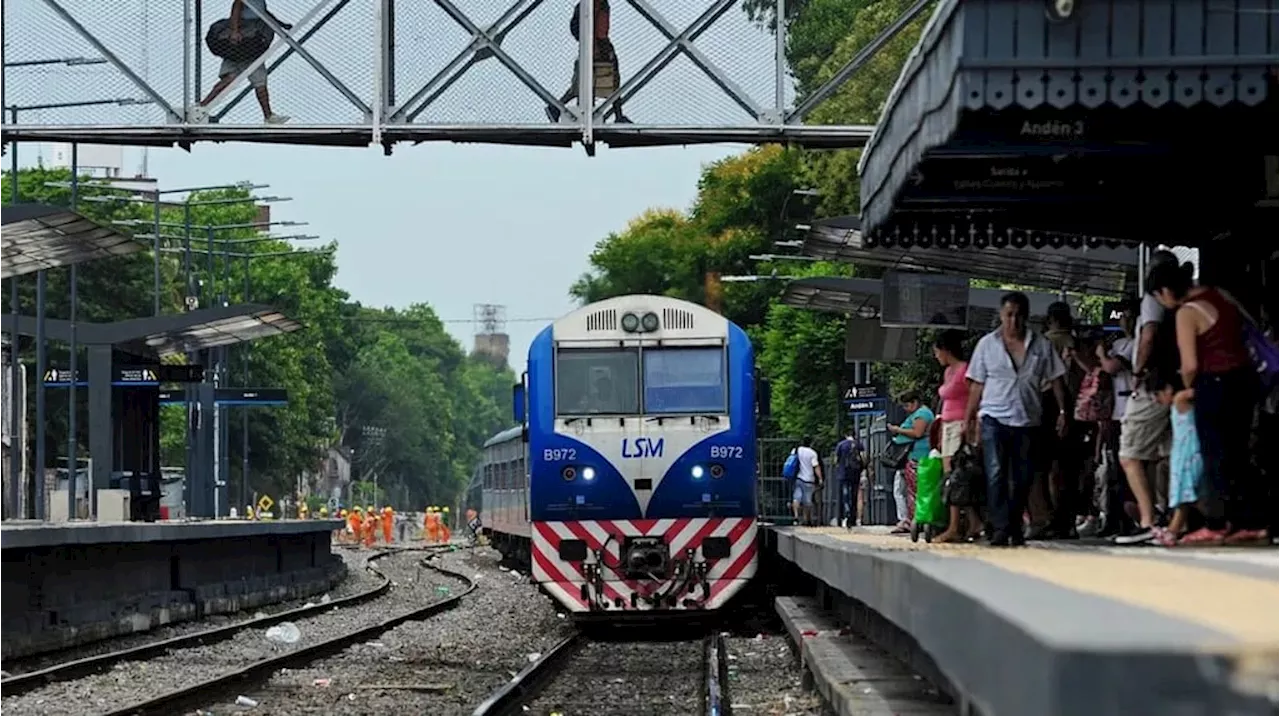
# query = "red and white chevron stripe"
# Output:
<box><xmin>531</xmin><ymin>517</ymin><xmax>758</xmax><ymax>612</ymax></box>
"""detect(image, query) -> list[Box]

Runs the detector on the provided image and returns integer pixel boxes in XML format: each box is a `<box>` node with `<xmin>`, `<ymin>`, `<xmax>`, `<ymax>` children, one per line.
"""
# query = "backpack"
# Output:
<box><xmin>1074</xmin><ymin>367</ymin><xmax>1115</xmax><ymax>423</ymax></box>
<box><xmin>206</xmin><ymin>18</ymin><xmax>273</xmax><ymax>62</ymax></box>
<box><xmin>781</xmin><ymin>449</ymin><xmax>799</xmax><ymax>481</ymax></box>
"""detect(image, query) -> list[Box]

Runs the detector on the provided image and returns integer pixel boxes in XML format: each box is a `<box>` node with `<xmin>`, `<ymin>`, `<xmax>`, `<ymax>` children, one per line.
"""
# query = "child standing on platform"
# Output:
<box><xmin>1151</xmin><ymin>372</ymin><xmax>1202</xmax><ymax>545</ymax></box>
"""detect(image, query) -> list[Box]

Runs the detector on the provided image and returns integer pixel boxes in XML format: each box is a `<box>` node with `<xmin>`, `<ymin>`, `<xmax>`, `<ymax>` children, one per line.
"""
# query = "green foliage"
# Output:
<box><xmin>562</xmin><ymin>0</ymin><xmax>944</xmax><ymax>446</ymax></box>
<box><xmin>3</xmin><ymin>167</ymin><xmax>510</xmax><ymax>512</ymax></box>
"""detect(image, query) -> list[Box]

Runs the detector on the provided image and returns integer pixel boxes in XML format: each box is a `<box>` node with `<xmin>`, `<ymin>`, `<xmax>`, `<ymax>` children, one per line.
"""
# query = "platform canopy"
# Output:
<box><xmin>855</xmin><ymin>0</ymin><xmax>1278</xmax><ymax>244</ymax></box>
<box><xmin>802</xmin><ymin>215</ymin><xmax>1138</xmax><ymax>296</ymax></box>
<box><xmin>782</xmin><ymin>276</ymin><xmax>1067</xmax><ymax>330</ymax></box>
<box><xmin>2</xmin><ymin>204</ymin><xmax>144</xmax><ymax>279</ymax></box>
<box><xmin>135</xmin><ymin>308</ymin><xmax>302</xmax><ymax>357</ymax></box>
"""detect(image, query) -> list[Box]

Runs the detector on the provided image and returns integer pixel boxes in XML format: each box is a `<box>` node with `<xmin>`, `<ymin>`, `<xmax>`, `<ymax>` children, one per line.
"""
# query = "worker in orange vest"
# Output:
<box><xmin>381</xmin><ymin>506</ymin><xmax>394</xmax><ymax>544</ymax></box>
<box><xmin>348</xmin><ymin>507</ymin><xmax>363</xmax><ymax>544</ymax></box>
<box><xmin>363</xmin><ymin>505</ymin><xmax>377</xmax><ymax>547</ymax></box>
<box><xmin>423</xmin><ymin>507</ymin><xmax>439</xmax><ymax>544</ymax></box>
<box><xmin>337</xmin><ymin>508</ymin><xmax>349</xmax><ymax>543</ymax></box>
<box><xmin>439</xmin><ymin>506</ymin><xmax>452</xmax><ymax>543</ymax></box>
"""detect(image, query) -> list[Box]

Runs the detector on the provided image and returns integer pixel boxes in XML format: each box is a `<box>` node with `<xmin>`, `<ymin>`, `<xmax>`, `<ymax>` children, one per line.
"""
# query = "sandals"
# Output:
<box><xmin>890</xmin><ymin>521</ymin><xmax>910</xmax><ymax>535</ymax></box>
<box><xmin>1223</xmin><ymin>528</ymin><xmax>1270</xmax><ymax>545</ymax></box>
<box><xmin>1177</xmin><ymin>527</ymin><xmax>1228</xmax><ymax>546</ymax></box>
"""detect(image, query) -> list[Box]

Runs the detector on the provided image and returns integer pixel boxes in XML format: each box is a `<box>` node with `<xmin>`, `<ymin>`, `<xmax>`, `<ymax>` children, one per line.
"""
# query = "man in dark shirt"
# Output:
<box><xmin>834</xmin><ymin>431</ymin><xmax>866</xmax><ymax>528</ymax></box>
<box><xmin>546</xmin><ymin>0</ymin><xmax>631</xmax><ymax>124</ymax></box>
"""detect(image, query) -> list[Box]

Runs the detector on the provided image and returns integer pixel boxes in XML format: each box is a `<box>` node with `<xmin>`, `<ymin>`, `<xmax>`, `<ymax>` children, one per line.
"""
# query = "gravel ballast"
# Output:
<box><xmin>523</xmin><ymin>638</ymin><xmax>706</xmax><ymax>716</ymax></box>
<box><xmin>724</xmin><ymin>632</ymin><xmax>821</xmax><ymax>716</ymax></box>
<box><xmin>194</xmin><ymin>546</ymin><xmax>572</xmax><ymax>715</ymax></box>
<box><xmin>2</xmin><ymin>547</ymin><xmax>378</xmax><ymax>678</ymax></box>
<box><xmin>0</xmin><ymin>549</ymin><xmax>460</xmax><ymax>716</ymax></box>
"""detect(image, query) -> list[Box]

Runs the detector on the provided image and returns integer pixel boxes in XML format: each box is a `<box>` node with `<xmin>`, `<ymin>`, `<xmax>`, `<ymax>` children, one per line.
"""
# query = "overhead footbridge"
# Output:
<box><xmin>0</xmin><ymin>0</ymin><xmax>910</xmax><ymax>153</ymax></box>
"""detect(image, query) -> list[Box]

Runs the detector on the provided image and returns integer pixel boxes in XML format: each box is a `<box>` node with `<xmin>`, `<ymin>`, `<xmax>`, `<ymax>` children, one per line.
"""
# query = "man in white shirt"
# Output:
<box><xmin>964</xmin><ymin>292</ymin><xmax>1069</xmax><ymax>547</ymax></box>
<box><xmin>791</xmin><ymin>436</ymin><xmax>823</xmax><ymax>526</ymax></box>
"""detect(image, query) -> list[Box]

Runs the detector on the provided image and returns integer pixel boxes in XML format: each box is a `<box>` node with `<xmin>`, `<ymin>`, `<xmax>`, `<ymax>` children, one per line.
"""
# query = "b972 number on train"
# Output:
<box><xmin>709</xmin><ymin>445</ymin><xmax>743</xmax><ymax>459</ymax></box>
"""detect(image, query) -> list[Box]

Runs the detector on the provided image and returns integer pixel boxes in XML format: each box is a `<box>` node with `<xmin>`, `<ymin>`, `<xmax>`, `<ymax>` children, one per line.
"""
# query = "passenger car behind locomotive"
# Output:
<box><xmin>475</xmin><ymin>295</ymin><xmax>763</xmax><ymax>616</ymax></box>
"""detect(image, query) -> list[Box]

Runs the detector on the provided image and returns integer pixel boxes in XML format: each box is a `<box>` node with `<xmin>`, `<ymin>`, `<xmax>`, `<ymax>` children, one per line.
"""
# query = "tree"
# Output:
<box><xmin>2</xmin><ymin>168</ymin><xmax>514</xmax><ymax>512</ymax></box>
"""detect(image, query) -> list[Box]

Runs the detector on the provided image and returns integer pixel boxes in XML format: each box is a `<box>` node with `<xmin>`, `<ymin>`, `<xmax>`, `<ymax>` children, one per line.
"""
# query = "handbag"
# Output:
<box><xmin>206</xmin><ymin>17</ymin><xmax>274</xmax><ymax>63</ymax></box>
<box><xmin>879</xmin><ymin>439</ymin><xmax>911</xmax><ymax>470</ymax></box>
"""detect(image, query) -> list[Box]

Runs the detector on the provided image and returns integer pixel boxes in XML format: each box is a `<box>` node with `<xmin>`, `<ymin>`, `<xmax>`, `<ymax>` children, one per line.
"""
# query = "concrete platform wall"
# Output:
<box><xmin>1</xmin><ymin>522</ymin><xmax>345</xmax><ymax>660</ymax></box>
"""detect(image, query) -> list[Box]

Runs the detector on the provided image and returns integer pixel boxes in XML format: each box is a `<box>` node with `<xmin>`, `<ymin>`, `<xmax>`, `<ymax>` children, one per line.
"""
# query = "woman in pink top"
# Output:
<box><xmin>932</xmin><ymin>330</ymin><xmax>983</xmax><ymax>543</ymax></box>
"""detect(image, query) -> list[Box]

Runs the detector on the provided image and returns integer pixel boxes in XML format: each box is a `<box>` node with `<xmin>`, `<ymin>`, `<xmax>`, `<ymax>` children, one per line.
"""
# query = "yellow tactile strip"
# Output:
<box><xmin>805</xmin><ymin>528</ymin><xmax>1279</xmax><ymax>648</ymax></box>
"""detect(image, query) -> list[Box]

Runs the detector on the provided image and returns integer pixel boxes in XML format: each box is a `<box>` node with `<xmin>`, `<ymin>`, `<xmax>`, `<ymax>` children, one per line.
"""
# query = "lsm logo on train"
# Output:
<box><xmin>621</xmin><ymin>437</ymin><xmax>665</xmax><ymax>459</ymax></box>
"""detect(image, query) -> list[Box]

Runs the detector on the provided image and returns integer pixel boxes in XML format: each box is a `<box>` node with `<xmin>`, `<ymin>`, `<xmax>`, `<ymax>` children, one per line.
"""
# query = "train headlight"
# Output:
<box><xmin>562</xmin><ymin>466</ymin><xmax>577</xmax><ymax>481</ymax></box>
<box><xmin>709</xmin><ymin>464</ymin><xmax>725</xmax><ymax>479</ymax></box>
<box><xmin>582</xmin><ymin>466</ymin><xmax>596</xmax><ymax>481</ymax></box>
<box><xmin>691</xmin><ymin>465</ymin><xmax>705</xmax><ymax>480</ymax></box>
<box><xmin>641</xmin><ymin>312</ymin><xmax>660</xmax><ymax>332</ymax></box>
<box><xmin>621</xmin><ymin>312</ymin><xmax>640</xmax><ymax>333</ymax></box>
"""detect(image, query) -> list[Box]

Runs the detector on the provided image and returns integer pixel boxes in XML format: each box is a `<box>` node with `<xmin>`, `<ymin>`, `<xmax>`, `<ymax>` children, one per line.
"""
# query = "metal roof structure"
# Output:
<box><xmin>1</xmin><ymin>204</ymin><xmax>144</xmax><ymax>278</ymax></box>
<box><xmin>782</xmin><ymin>276</ymin><xmax>1067</xmax><ymax>331</ymax></box>
<box><xmin>134</xmin><ymin>308</ymin><xmax>302</xmax><ymax>357</ymax></box>
<box><xmin>855</xmin><ymin>0</ymin><xmax>1278</xmax><ymax>239</ymax></box>
<box><xmin>802</xmin><ymin>215</ymin><xmax>1139</xmax><ymax>296</ymax></box>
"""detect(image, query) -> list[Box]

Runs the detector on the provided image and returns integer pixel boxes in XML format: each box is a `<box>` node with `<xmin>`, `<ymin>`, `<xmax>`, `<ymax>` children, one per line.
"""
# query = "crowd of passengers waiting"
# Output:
<box><xmin>826</xmin><ymin>249</ymin><xmax>1277</xmax><ymax>548</ymax></box>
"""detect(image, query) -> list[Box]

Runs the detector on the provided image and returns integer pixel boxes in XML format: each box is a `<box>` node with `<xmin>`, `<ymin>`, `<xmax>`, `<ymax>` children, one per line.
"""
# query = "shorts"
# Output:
<box><xmin>219</xmin><ymin>57</ymin><xmax>268</xmax><ymax>88</ymax></box>
<box><xmin>940</xmin><ymin>420</ymin><xmax>964</xmax><ymax>458</ymax></box>
<box><xmin>1118</xmin><ymin>388</ymin><xmax>1172</xmax><ymax>461</ymax></box>
<box><xmin>792</xmin><ymin>480</ymin><xmax>816</xmax><ymax>506</ymax></box>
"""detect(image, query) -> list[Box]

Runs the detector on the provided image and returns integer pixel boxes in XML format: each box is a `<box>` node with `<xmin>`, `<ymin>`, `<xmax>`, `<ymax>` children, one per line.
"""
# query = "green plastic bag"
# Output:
<box><xmin>914</xmin><ymin>456</ymin><xmax>947</xmax><ymax>526</ymax></box>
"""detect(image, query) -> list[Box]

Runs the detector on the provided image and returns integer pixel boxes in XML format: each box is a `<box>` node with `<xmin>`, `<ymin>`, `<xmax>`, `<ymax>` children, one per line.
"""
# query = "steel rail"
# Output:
<box><xmin>705</xmin><ymin>632</ymin><xmax>731</xmax><ymax>716</ymax></box>
<box><xmin>2</xmin><ymin>544</ymin><xmax>456</xmax><ymax>696</ymax></box>
<box><xmin>469</xmin><ymin>632</ymin><xmax>585</xmax><ymax>716</ymax></box>
<box><xmin>96</xmin><ymin>548</ymin><xmax>475</xmax><ymax>716</ymax></box>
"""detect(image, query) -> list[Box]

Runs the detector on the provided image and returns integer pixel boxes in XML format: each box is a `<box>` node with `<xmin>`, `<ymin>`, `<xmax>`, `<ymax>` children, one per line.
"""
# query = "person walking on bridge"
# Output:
<box><xmin>192</xmin><ymin>0</ymin><xmax>290</xmax><ymax>125</ymax></box>
<box><xmin>545</xmin><ymin>0</ymin><xmax>632</xmax><ymax>124</ymax></box>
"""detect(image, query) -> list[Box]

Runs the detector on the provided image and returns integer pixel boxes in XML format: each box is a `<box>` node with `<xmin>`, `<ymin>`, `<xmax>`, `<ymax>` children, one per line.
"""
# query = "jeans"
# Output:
<box><xmin>893</xmin><ymin>470</ymin><xmax>908</xmax><ymax>522</ymax></box>
<box><xmin>980</xmin><ymin>416</ymin><xmax>1036</xmax><ymax>538</ymax></box>
<box><xmin>838</xmin><ymin>480</ymin><xmax>854</xmax><ymax>524</ymax></box>
<box><xmin>1194</xmin><ymin>367</ymin><xmax>1258</xmax><ymax>529</ymax></box>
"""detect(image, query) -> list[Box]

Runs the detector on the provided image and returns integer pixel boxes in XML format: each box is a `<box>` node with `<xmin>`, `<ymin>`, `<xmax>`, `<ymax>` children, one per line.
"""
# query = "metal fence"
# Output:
<box><xmin>755</xmin><ymin>415</ymin><xmax>907</xmax><ymax>527</ymax></box>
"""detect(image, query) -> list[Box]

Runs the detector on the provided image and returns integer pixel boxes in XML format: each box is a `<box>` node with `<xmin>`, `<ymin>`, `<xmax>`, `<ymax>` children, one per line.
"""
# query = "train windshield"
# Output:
<box><xmin>555</xmin><ymin>348</ymin><xmax>641</xmax><ymax>416</ymax></box>
<box><xmin>642</xmin><ymin>347</ymin><xmax>727</xmax><ymax>415</ymax></box>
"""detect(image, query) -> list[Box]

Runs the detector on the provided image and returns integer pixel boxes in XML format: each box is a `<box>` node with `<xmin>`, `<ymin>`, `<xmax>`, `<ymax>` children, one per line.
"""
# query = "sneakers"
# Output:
<box><xmin>265</xmin><ymin>113</ymin><xmax>290</xmax><ymax>125</ymax></box>
<box><xmin>1114</xmin><ymin>526</ymin><xmax>1158</xmax><ymax>545</ymax></box>
<box><xmin>1076</xmin><ymin>516</ymin><xmax>1100</xmax><ymax>538</ymax></box>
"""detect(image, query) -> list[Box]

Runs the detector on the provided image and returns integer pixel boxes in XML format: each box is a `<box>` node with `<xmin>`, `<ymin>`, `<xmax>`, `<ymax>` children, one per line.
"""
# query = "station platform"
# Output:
<box><xmin>764</xmin><ymin>526</ymin><xmax>1278</xmax><ymax>716</ymax></box>
<box><xmin>1</xmin><ymin>519</ymin><xmax>346</xmax><ymax>660</ymax></box>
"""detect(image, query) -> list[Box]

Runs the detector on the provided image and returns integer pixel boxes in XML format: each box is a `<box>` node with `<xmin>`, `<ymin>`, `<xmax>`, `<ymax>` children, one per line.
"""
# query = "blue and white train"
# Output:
<box><xmin>476</xmin><ymin>295</ymin><xmax>762</xmax><ymax>615</ymax></box>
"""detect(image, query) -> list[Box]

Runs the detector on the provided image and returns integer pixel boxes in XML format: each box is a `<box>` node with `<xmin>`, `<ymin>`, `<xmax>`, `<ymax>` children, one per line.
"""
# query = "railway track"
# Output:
<box><xmin>1</xmin><ymin>546</ymin><xmax>421</xmax><ymax>694</ymax></box>
<box><xmin>472</xmin><ymin>630</ymin><xmax>732</xmax><ymax>716</ymax></box>
<box><xmin>97</xmin><ymin>546</ymin><xmax>472</xmax><ymax>716</ymax></box>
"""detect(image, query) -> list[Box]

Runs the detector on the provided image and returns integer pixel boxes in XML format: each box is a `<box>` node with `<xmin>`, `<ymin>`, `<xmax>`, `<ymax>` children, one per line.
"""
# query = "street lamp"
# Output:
<box><xmin>88</xmin><ymin>187</ymin><xmax>289</xmax><ymax>315</ymax></box>
<box><xmin>749</xmin><ymin>254</ymin><xmax>822</xmax><ymax>262</ymax></box>
<box><xmin>157</xmin><ymin>242</ymin><xmax>329</xmax><ymax>513</ymax></box>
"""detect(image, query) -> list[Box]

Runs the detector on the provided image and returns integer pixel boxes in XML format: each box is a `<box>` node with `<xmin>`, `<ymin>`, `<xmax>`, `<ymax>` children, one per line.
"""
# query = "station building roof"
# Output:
<box><xmin>855</xmin><ymin>0</ymin><xmax>1278</xmax><ymax>242</ymax></box>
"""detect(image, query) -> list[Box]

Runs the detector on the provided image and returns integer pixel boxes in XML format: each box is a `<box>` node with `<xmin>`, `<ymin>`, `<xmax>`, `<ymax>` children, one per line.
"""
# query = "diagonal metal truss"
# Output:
<box><xmin>0</xmin><ymin>0</ymin><xmax>931</xmax><ymax>152</ymax></box>
<box><xmin>389</xmin><ymin>0</ymin><xmax>575</xmax><ymax>125</ymax></box>
<box><xmin>597</xmin><ymin>0</ymin><xmax>760</xmax><ymax>122</ymax></box>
